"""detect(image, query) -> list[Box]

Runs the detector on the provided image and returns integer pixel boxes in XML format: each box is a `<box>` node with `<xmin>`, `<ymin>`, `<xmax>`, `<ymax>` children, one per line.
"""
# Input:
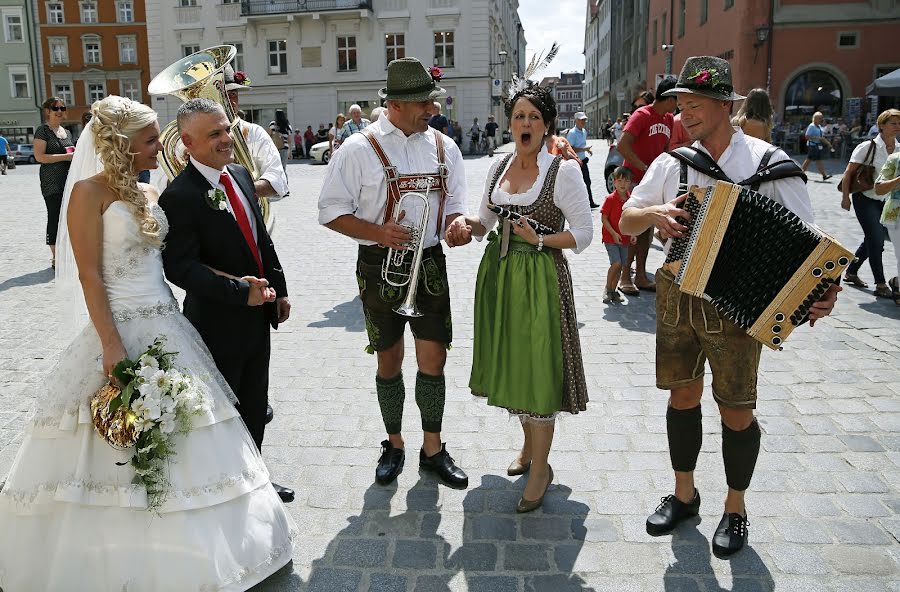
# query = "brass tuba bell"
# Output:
<box><xmin>149</xmin><ymin>46</ymin><xmax>265</xmax><ymax>219</ymax></box>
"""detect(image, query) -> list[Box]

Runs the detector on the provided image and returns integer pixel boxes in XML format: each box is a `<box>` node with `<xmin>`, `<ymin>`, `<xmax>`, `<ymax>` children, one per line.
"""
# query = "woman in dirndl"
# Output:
<box><xmin>465</xmin><ymin>81</ymin><xmax>593</xmax><ymax>513</ymax></box>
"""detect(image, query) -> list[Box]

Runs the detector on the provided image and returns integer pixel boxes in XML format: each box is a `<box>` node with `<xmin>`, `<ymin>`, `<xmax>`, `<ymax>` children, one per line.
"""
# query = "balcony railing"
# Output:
<box><xmin>240</xmin><ymin>0</ymin><xmax>371</xmax><ymax>16</ymax></box>
<box><xmin>175</xmin><ymin>6</ymin><xmax>202</xmax><ymax>23</ymax></box>
<box><xmin>217</xmin><ymin>2</ymin><xmax>242</xmax><ymax>21</ymax></box>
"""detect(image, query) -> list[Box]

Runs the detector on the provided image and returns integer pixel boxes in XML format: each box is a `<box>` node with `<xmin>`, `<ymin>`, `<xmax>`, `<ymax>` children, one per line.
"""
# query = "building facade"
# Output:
<box><xmin>581</xmin><ymin>0</ymin><xmax>611</xmax><ymax>133</ymax></box>
<box><xmin>0</xmin><ymin>0</ymin><xmax>42</xmax><ymax>142</ymax></box>
<box><xmin>37</xmin><ymin>0</ymin><xmax>152</xmax><ymax>135</ymax></box>
<box><xmin>645</xmin><ymin>0</ymin><xmax>900</xmax><ymax>127</ymax></box>
<box><xmin>146</xmin><ymin>0</ymin><xmax>526</xmax><ymax>144</ymax></box>
<box><xmin>609</xmin><ymin>0</ymin><xmax>649</xmax><ymax>119</ymax></box>
<box><xmin>554</xmin><ymin>71</ymin><xmax>584</xmax><ymax>131</ymax></box>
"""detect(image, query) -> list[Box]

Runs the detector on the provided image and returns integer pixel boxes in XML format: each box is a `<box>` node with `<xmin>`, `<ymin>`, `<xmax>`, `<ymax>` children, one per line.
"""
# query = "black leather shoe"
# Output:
<box><xmin>419</xmin><ymin>443</ymin><xmax>468</xmax><ymax>489</ymax></box>
<box><xmin>265</xmin><ymin>404</ymin><xmax>274</xmax><ymax>425</ymax></box>
<box><xmin>272</xmin><ymin>482</ymin><xmax>294</xmax><ymax>503</ymax></box>
<box><xmin>375</xmin><ymin>440</ymin><xmax>405</xmax><ymax>485</ymax></box>
<box><xmin>646</xmin><ymin>489</ymin><xmax>701</xmax><ymax>535</ymax></box>
<box><xmin>712</xmin><ymin>512</ymin><xmax>748</xmax><ymax>558</ymax></box>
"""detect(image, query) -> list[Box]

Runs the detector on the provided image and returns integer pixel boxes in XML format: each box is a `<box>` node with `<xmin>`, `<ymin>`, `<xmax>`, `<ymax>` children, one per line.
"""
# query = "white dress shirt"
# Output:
<box><xmin>478</xmin><ymin>147</ymin><xmax>594</xmax><ymax>254</ymax></box>
<box><xmin>624</xmin><ymin>128</ymin><xmax>814</xmax><ymax>255</ymax></box>
<box><xmin>190</xmin><ymin>156</ymin><xmax>258</xmax><ymax>243</ymax></box>
<box><xmin>318</xmin><ymin>112</ymin><xmax>468</xmax><ymax>248</ymax></box>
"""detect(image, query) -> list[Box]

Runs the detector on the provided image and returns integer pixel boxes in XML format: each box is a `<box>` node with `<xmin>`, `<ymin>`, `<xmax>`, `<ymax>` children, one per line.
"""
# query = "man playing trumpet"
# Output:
<box><xmin>318</xmin><ymin>57</ymin><xmax>473</xmax><ymax>488</ymax></box>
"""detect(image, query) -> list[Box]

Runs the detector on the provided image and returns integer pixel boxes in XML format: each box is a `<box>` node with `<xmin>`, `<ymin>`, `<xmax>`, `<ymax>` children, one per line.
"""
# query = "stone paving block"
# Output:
<box><xmin>773</xmin><ymin>518</ymin><xmax>834</xmax><ymax>543</ymax></box>
<box><xmin>466</xmin><ymin>575</ymin><xmax>518</xmax><ymax>592</ymax></box>
<box><xmin>470</xmin><ymin>514</ymin><xmax>517</xmax><ymax>541</ymax></box>
<box><xmin>791</xmin><ymin>495</ymin><xmax>842</xmax><ymax>518</ymax></box>
<box><xmin>571</xmin><ymin>517</ymin><xmax>619</xmax><ymax>542</ymax></box>
<box><xmin>823</xmin><ymin>545</ymin><xmax>898</xmax><ymax>576</ymax></box>
<box><xmin>332</xmin><ymin>538</ymin><xmax>389</xmax><ymax>568</ymax></box>
<box><xmin>839</xmin><ymin>434</ymin><xmax>885</xmax><ymax>452</ymax></box>
<box><xmin>825</xmin><ymin>519</ymin><xmax>894</xmax><ymax>544</ymax></box>
<box><xmin>836</xmin><ymin>472</ymin><xmax>890</xmax><ymax>493</ymax></box>
<box><xmin>443</xmin><ymin>541</ymin><xmax>498</xmax><ymax>571</ymax></box>
<box><xmin>502</xmin><ymin>543</ymin><xmax>552</xmax><ymax>571</ymax></box>
<box><xmin>367</xmin><ymin>573</ymin><xmax>407</xmax><ymax>592</ymax></box>
<box><xmin>521</xmin><ymin>515</ymin><xmax>571</xmax><ymax>540</ymax></box>
<box><xmin>306</xmin><ymin>567</ymin><xmax>363</xmax><ymax>592</ymax></box>
<box><xmin>766</xmin><ymin>544</ymin><xmax>832</xmax><ymax>575</ymax></box>
<box><xmin>392</xmin><ymin>539</ymin><xmax>437</xmax><ymax>569</ymax></box>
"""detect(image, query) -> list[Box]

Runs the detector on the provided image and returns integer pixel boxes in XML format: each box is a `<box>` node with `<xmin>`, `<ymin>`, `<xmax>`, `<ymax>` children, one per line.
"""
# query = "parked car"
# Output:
<box><xmin>10</xmin><ymin>143</ymin><xmax>36</xmax><ymax>164</ymax></box>
<box><xmin>604</xmin><ymin>144</ymin><xmax>624</xmax><ymax>193</ymax></box>
<box><xmin>309</xmin><ymin>140</ymin><xmax>330</xmax><ymax>164</ymax></box>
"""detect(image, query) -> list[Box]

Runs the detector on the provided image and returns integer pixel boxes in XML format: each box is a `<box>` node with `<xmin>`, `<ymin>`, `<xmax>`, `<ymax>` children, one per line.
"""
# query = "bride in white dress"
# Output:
<box><xmin>0</xmin><ymin>96</ymin><xmax>294</xmax><ymax>591</ymax></box>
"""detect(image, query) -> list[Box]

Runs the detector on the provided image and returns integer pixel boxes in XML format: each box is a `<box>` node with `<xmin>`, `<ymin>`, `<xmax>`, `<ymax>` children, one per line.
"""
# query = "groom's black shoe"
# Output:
<box><xmin>646</xmin><ymin>489</ymin><xmax>700</xmax><ymax>535</ymax></box>
<box><xmin>420</xmin><ymin>444</ymin><xmax>468</xmax><ymax>489</ymax></box>
<box><xmin>265</xmin><ymin>404</ymin><xmax>274</xmax><ymax>425</ymax></box>
<box><xmin>272</xmin><ymin>482</ymin><xmax>294</xmax><ymax>503</ymax></box>
<box><xmin>376</xmin><ymin>440</ymin><xmax>405</xmax><ymax>485</ymax></box>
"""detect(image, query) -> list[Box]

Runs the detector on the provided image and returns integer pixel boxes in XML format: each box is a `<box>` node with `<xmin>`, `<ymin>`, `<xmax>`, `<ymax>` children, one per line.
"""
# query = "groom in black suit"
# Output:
<box><xmin>159</xmin><ymin>98</ymin><xmax>294</xmax><ymax>503</ymax></box>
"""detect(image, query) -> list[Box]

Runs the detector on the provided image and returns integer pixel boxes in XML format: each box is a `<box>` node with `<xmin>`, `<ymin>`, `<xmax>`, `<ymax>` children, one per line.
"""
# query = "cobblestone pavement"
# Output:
<box><xmin>1</xmin><ymin>145</ymin><xmax>899</xmax><ymax>592</ymax></box>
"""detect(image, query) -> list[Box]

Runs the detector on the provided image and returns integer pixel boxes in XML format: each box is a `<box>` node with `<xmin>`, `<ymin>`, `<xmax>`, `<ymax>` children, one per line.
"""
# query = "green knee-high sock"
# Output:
<box><xmin>416</xmin><ymin>371</ymin><xmax>445</xmax><ymax>433</ymax></box>
<box><xmin>376</xmin><ymin>372</ymin><xmax>405</xmax><ymax>435</ymax></box>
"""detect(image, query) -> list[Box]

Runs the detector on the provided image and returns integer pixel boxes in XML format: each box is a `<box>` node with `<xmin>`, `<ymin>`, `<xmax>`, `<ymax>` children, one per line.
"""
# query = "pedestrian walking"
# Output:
<box><xmin>304</xmin><ymin>125</ymin><xmax>316</xmax><ymax>158</ymax></box>
<box><xmin>470</xmin><ymin>118</ymin><xmax>482</xmax><ymax>154</ymax></box>
<box><xmin>269</xmin><ymin>110</ymin><xmax>292</xmax><ymax>172</ymax></box>
<box><xmin>0</xmin><ymin>132</ymin><xmax>9</xmax><ymax>175</ymax></box>
<box><xmin>485</xmin><ymin>115</ymin><xmax>499</xmax><ymax>155</ymax></box>
<box><xmin>876</xmin><ymin>138</ymin><xmax>900</xmax><ymax>304</ymax></box>
<box><xmin>338</xmin><ymin>104</ymin><xmax>371</xmax><ymax>143</ymax></box>
<box><xmin>566</xmin><ymin>112</ymin><xmax>599</xmax><ymax>208</ymax></box>
<box><xmin>34</xmin><ymin>96</ymin><xmax>74</xmax><ymax>269</ymax></box>
<box><xmin>428</xmin><ymin>102</ymin><xmax>449</xmax><ymax>135</ymax></box>
<box><xmin>801</xmin><ymin>112</ymin><xmax>834</xmax><ymax>181</ymax></box>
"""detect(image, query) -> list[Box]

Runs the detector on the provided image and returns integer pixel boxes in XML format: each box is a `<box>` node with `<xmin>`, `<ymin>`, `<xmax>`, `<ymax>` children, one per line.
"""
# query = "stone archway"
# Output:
<box><xmin>780</xmin><ymin>66</ymin><xmax>847</xmax><ymax>125</ymax></box>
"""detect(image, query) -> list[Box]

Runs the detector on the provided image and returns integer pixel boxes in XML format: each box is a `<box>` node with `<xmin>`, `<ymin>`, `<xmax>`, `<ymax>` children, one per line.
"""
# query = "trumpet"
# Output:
<box><xmin>382</xmin><ymin>192</ymin><xmax>430</xmax><ymax>318</ymax></box>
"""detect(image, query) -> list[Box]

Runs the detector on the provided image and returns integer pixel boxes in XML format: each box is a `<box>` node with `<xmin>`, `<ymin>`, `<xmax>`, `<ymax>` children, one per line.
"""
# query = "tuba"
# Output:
<box><xmin>382</xmin><ymin>192</ymin><xmax>430</xmax><ymax>318</ymax></box>
<box><xmin>148</xmin><ymin>46</ymin><xmax>270</xmax><ymax>224</ymax></box>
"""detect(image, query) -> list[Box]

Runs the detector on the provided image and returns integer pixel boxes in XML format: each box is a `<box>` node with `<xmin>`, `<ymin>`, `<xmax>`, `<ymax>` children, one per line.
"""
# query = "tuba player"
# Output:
<box><xmin>318</xmin><ymin>57</ymin><xmax>474</xmax><ymax>488</ymax></box>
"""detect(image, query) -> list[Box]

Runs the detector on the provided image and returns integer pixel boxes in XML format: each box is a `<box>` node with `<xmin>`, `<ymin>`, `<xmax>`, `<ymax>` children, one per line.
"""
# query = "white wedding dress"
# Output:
<box><xmin>0</xmin><ymin>201</ymin><xmax>294</xmax><ymax>591</ymax></box>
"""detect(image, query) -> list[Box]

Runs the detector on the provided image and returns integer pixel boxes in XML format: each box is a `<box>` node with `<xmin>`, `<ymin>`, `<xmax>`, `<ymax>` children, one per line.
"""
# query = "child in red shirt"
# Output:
<box><xmin>601</xmin><ymin>167</ymin><xmax>637</xmax><ymax>303</ymax></box>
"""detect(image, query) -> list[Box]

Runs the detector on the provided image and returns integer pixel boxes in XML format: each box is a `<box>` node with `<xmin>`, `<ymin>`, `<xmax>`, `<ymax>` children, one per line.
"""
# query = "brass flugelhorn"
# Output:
<box><xmin>148</xmin><ymin>45</ymin><xmax>259</xmax><ymax>184</ymax></box>
<box><xmin>382</xmin><ymin>192</ymin><xmax>430</xmax><ymax>318</ymax></box>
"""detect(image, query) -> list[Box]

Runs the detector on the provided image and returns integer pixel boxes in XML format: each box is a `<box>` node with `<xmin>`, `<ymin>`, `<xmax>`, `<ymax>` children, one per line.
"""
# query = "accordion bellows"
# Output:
<box><xmin>665</xmin><ymin>181</ymin><xmax>853</xmax><ymax>350</ymax></box>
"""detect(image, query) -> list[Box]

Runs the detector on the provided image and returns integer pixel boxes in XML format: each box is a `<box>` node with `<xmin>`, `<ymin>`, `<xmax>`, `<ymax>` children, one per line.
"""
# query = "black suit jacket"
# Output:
<box><xmin>159</xmin><ymin>161</ymin><xmax>288</xmax><ymax>338</ymax></box>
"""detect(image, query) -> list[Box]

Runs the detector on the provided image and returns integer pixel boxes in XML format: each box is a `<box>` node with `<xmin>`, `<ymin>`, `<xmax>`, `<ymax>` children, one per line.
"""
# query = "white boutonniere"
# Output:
<box><xmin>206</xmin><ymin>188</ymin><xmax>228</xmax><ymax>211</ymax></box>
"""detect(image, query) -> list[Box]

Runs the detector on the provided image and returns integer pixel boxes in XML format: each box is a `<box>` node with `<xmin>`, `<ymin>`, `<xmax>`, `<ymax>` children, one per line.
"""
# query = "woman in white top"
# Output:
<box><xmin>329</xmin><ymin>113</ymin><xmax>346</xmax><ymax>155</ymax></box>
<box><xmin>841</xmin><ymin>108</ymin><xmax>900</xmax><ymax>298</ymax></box>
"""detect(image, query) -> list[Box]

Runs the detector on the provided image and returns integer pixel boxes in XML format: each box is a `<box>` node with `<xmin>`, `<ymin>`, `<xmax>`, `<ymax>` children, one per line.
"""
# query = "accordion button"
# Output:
<box><xmin>772</xmin><ymin>336</ymin><xmax>782</xmax><ymax>346</ymax></box>
<box><xmin>824</xmin><ymin>261</ymin><xmax>835</xmax><ymax>271</ymax></box>
<box><xmin>772</xmin><ymin>325</ymin><xmax>782</xmax><ymax>334</ymax></box>
<box><xmin>812</xmin><ymin>268</ymin><xmax>823</xmax><ymax>278</ymax></box>
<box><xmin>774</xmin><ymin>313</ymin><xmax>785</xmax><ymax>323</ymax></box>
<box><xmin>838</xmin><ymin>256</ymin><xmax>850</xmax><ymax>267</ymax></box>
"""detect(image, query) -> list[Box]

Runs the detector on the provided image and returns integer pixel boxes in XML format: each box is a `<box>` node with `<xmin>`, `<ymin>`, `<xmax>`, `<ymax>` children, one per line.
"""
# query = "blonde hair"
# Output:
<box><xmin>90</xmin><ymin>96</ymin><xmax>161</xmax><ymax>246</ymax></box>
<box><xmin>877</xmin><ymin>108</ymin><xmax>900</xmax><ymax>130</ymax></box>
<box><xmin>811</xmin><ymin>111</ymin><xmax>824</xmax><ymax>122</ymax></box>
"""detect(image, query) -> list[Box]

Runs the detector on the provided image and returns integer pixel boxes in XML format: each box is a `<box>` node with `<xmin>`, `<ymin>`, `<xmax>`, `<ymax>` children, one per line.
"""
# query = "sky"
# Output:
<box><xmin>517</xmin><ymin>0</ymin><xmax>587</xmax><ymax>78</ymax></box>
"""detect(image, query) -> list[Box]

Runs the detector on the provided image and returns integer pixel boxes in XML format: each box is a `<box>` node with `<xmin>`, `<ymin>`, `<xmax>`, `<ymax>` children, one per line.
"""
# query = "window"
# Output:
<box><xmin>9</xmin><ymin>66</ymin><xmax>30</xmax><ymax>99</ymax></box>
<box><xmin>182</xmin><ymin>44</ymin><xmax>200</xmax><ymax>57</ymax></box>
<box><xmin>87</xmin><ymin>82</ymin><xmax>105</xmax><ymax>103</ymax></box>
<box><xmin>84</xmin><ymin>37</ymin><xmax>102</xmax><ymax>65</ymax></box>
<box><xmin>678</xmin><ymin>0</ymin><xmax>685</xmax><ymax>38</ymax></box>
<box><xmin>117</xmin><ymin>1</ymin><xmax>133</xmax><ymax>23</ymax></box>
<box><xmin>434</xmin><ymin>31</ymin><xmax>454</xmax><ymax>67</ymax></box>
<box><xmin>121</xmin><ymin>79</ymin><xmax>140</xmax><ymax>101</ymax></box>
<box><xmin>118</xmin><ymin>36</ymin><xmax>136</xmax><ymax>64</ymax></box>
<box><xmin>222</xmin><ymin>0</ymin><xmax>239</xmax><ymax>3</ymax></box>
<box><xmin>661</xmin><ymin>12</ymin><xmax>667</xmax><ymax>44</ymax></box>
<box><xmin>725</xmin><ymin>0</ymin><xmax>734</xmax><ymax>8</ymax></box>
<box><xmin>49</xmin><ymin>38</ymin><xmax>69</xmax><ymax>64</ymax></box>
<box><xmin>385</xmin><ymin>33</ymin><xmax>405</xmax><ymax>67</ymax></box>
<box><xmin>838</xmin><ymin>32</ymin><xmax>858</xmax><ymax>48</ymax></box>
<box><xmin>179</xmin><ymin>0</ymin><xmax>197</xmax><ymax>5</ymax></box>
<box><xmin>700</xmin><ymin>0</ymin><xmax>708</xmax><ymax>25</ymax></box>
<box><xmin>230</xmin><ymin>42</ymin><xmax>244</xmax><ymax>72</ymax></box>
<box><xmin>269</xmin><ymin>39</ymin><xmax>287</xmax><ymax>74</ymax></box>
<box><xmin>336</xmin><ymin>36</ymin><xmax>356</xmax><ymax>72</ymax></box>
<box><xmin>47</xmin><ymin>3</ymin><xmax>64</xmax><ymax>24</ymax></box>
<box><xmin>80</xmin><ymin>2</ymin><xmax>97</xmax><ymax>23</ymax></box>
<box><xmin>3</xmin><ymin>8</ymin><xmax>24</xmax><ymax>43</ymax></box>
<box><xmin>652</xmin><ymin>19</ymin><xmax>657</xmax><ymax>54</ymax></box>
<box><xmin>54</xmin><ymin>82</ymin><xmax>73</xmax><ymax>105</ymax></box>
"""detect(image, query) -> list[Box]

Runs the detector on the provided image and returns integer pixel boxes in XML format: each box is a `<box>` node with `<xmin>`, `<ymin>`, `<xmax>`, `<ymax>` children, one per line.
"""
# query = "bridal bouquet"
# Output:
<box><xmin>91</xmin><ymin>337</ymin><xmax>208</xmax><ymax>510</ymax></box>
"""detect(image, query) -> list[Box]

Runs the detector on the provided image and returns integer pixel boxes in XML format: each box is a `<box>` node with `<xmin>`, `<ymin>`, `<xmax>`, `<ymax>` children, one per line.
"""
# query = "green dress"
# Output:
<box><xmin>470</xmin><ymin>154</ymin><xmax>589</xmax><ymax>418</ymax></box>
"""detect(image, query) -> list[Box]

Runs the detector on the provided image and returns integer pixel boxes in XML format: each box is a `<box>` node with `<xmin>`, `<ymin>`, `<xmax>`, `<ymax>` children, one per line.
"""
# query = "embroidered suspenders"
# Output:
<box><xmin>361</xmin><ymin>128</ymin><xmax>450</xmax><ymax>238</ymax></box>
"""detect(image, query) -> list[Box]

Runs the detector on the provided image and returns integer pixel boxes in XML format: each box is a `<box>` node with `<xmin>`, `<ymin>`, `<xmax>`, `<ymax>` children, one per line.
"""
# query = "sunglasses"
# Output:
<box><xmin>49</xmin><ymin>105</ymin><xmax>67</xmax><ymax>112</ymax></box>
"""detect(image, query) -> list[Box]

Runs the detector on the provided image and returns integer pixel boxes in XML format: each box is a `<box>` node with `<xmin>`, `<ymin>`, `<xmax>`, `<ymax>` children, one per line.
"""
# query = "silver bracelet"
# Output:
<box><xmin>537</xmin><ymin>233</ymin><xmax>544</xmax><ymax>251</ymax></box>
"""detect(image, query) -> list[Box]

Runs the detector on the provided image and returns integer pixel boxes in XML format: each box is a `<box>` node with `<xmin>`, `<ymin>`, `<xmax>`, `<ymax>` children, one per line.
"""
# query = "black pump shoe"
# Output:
<box><xmin>712</xmin><ymin>512</ymin><xmax>748</xmax><ymax>558</ymax></box>
<box><xmin>265</xmin><ymin>404</ymin><xmax>274</xmax><ymax>425</ymax></box>
<box><xmin>272</xmin><ymin>482</ymin><xmax>294</xmax><ymax>503</ymax></box>
<box><xmin>419</xmin><ymin>443</ymin><xmax>468</xmax><ymax>489</ymax></box>
<box><xmin>375</xmin><ymin>440</ymin><xmax>405</xmax><ymax>485</ymax></box>
<box><xmin>646</xmin><ymin>489</ymin><xmax>701</xmax><ymax>535</ymax></box>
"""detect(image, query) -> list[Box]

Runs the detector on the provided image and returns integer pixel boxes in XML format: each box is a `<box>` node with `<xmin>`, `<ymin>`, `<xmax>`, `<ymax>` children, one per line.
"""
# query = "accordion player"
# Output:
<box><xmin>663</xmin><ymin>181</ymin><xmax>853</xmax><ymax>349</ymax></box>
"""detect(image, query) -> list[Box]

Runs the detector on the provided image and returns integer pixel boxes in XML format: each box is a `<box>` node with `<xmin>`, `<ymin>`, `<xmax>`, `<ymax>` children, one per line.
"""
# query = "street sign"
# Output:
<box><xmin>446</xmin><ymin>96</ymin><xmax>453</xmax><ymax>105</ymax></box>
<box><xmin>616</xmin><ymin>90</ymin><xmax>625</xmax><ymax>101</ymax></box>
<box><xmin>492</xmin><ymin>79</ymin><xmax>502</xmax><ymax>97</ymax></box>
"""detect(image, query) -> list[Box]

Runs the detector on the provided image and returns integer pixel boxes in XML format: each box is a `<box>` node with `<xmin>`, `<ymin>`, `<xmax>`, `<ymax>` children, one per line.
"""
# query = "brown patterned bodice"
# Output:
<box><xmin>487</xmin><ymin>153</ymin><xmax>566</xmax><ymax>234</ymax></box>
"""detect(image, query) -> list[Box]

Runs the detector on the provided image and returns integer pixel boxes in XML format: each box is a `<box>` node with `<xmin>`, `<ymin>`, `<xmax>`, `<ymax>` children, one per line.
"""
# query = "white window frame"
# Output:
<box><xmin>87</xmin><ymin>81</ymin><xmax>106</xmax><ymax>104</ymax></box>
<box><xmin>268</xmin><ymin>39</ymin><xmax>287</xmax><ymax>75</ymax></box>
<box><xmin>9</xmin><ymin>65</ymin><xmax>31</xmax><ymax>99</ymax></box>
<box><xmin>83</xmin><ymin>35</ymin><xmax>102</xmax><ymax>65</ymax></box>
<box><xmin>182</xmin><ymin>44</ymin><xmax>200</xmax><ymax>57</ymax></box>
<box><xmin>120</xmin><ymin>78</ymin><xmax>140</xmax><ymax>101</ymax></box>
<box><xmin>49</xmin><ymin>37</ymin><xmax>69</xmax><ymax>65</ymax></box>
<box><xmin>433</xmin><ymin>31</ymin><xmax>454</xmax><ymax>68</ymax></box>
<box><xmin>179</xmin><ymin>0</ymin><xmax>197</xmax><ymax>6</ymax></box>
<box><xmin>228</xmin><ymin>41</ymin><xmax>244</xmax><ymax>72</ymax></box>
<box><xmin>384</xmin><ymin>33</ymin><xmax>405</xmax><ymax>68</ymax></box>
<box><xmin>2</xmin><ymin>8</ymin><xmax>24</xmax><ymax>43</ymax></box>
<box><xmin>117</xmin><ymin>1</ymin><xmax>133</xmax><ymax>23</ymax></box>
<box><xmin>118</xmin><ymin>35</ymin><xmax>137</xmax><ymax>64</ymax></box>
<box><xmin>79</xmin><ymin>1</ymin><xmax>97</xmax><ymax>24</ymax></box>
<box><xmin>53</xmin><ymin>82</ymin><xmax>74</xmax><ymax>105</ymax></box>
<box><xmin>336</xmin><ymin>35</ymin><xmax>356</xmax><ymax>72</ymax></box>
<box><xmin>46</xmin><ymin>2</ymin><xmax>64</xmax><ymax>24</ymax></box>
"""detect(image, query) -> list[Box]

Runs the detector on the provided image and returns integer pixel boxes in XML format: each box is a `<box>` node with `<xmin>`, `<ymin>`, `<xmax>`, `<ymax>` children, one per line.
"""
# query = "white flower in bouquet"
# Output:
<box><xmin>159</xmin><ymin>411</ymin><xmax>177</xmax><ymax>435</ymax></box>
<box><xmin>138</xmin><ymin>353</ymin><xmax>159</xmax><ymax>371</ymax></box>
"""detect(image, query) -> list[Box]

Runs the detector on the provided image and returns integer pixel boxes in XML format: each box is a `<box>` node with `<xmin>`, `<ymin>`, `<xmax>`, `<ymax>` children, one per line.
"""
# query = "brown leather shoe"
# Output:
<box><xmin>516</xmin><ymin>466</ymin><xmax>553</xmax><ymax>513</ymax></box>
<box><xmin>507</xmin><ymin>458</ymin><xmax>531</xmax><ymax>476</ymax></box>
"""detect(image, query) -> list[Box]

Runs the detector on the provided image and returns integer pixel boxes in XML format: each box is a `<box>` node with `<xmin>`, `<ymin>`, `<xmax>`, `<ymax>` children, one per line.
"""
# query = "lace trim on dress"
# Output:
<box><xmin>199</xmin><ymin>531</ymin><xmax>296</xmax><ymax>592</ymax></box>
<box><xmin>112</xmin><ymin>301</ymin><xmax>180</xmax><ymax>323</ymax></box>
<box><xmin>104</xmin><ymin>245</ymin><xmax>159</xmax><ymax>281</ymax></box>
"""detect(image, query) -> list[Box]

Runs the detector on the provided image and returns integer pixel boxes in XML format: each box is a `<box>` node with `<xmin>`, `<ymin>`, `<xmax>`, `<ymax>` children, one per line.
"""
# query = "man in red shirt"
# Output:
<box><xmin>616</xmin><ymin>77</ymin><xmax>678</xmax><ymax>294</ymax></box>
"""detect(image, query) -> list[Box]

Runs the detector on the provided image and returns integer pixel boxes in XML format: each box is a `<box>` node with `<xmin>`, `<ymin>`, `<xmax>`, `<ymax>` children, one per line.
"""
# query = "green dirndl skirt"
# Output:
<box><xmin>470</xmin><ymin>232</ymin><xmax>565</xmax><ymax>416</ymax></box>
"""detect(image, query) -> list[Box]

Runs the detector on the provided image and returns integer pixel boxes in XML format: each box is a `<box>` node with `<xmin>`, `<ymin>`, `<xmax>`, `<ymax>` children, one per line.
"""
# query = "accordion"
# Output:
<box><xmin>664</xmin><ymin>181</ymin><xmax>853</xmax><ymax>350</ymax></box>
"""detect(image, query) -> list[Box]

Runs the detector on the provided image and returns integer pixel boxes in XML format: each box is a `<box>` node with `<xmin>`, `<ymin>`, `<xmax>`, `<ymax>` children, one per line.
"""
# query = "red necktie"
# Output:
<box><xmin>219</xmin><ymin>172</ymin><xmax>264</xmax><ymax>276</ymax></box>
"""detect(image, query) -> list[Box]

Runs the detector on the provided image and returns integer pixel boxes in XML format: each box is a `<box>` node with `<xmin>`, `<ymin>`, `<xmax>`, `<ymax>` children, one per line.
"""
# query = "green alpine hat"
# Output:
<box><xmin>378</xmin><ymin>57</ymin><xmax>446</xmax><ymax>102</ymax></box>
<box><xmin>662</xmin><ymin>56</ymin><xmax>745</xmax><ymax>101</ymax></box>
